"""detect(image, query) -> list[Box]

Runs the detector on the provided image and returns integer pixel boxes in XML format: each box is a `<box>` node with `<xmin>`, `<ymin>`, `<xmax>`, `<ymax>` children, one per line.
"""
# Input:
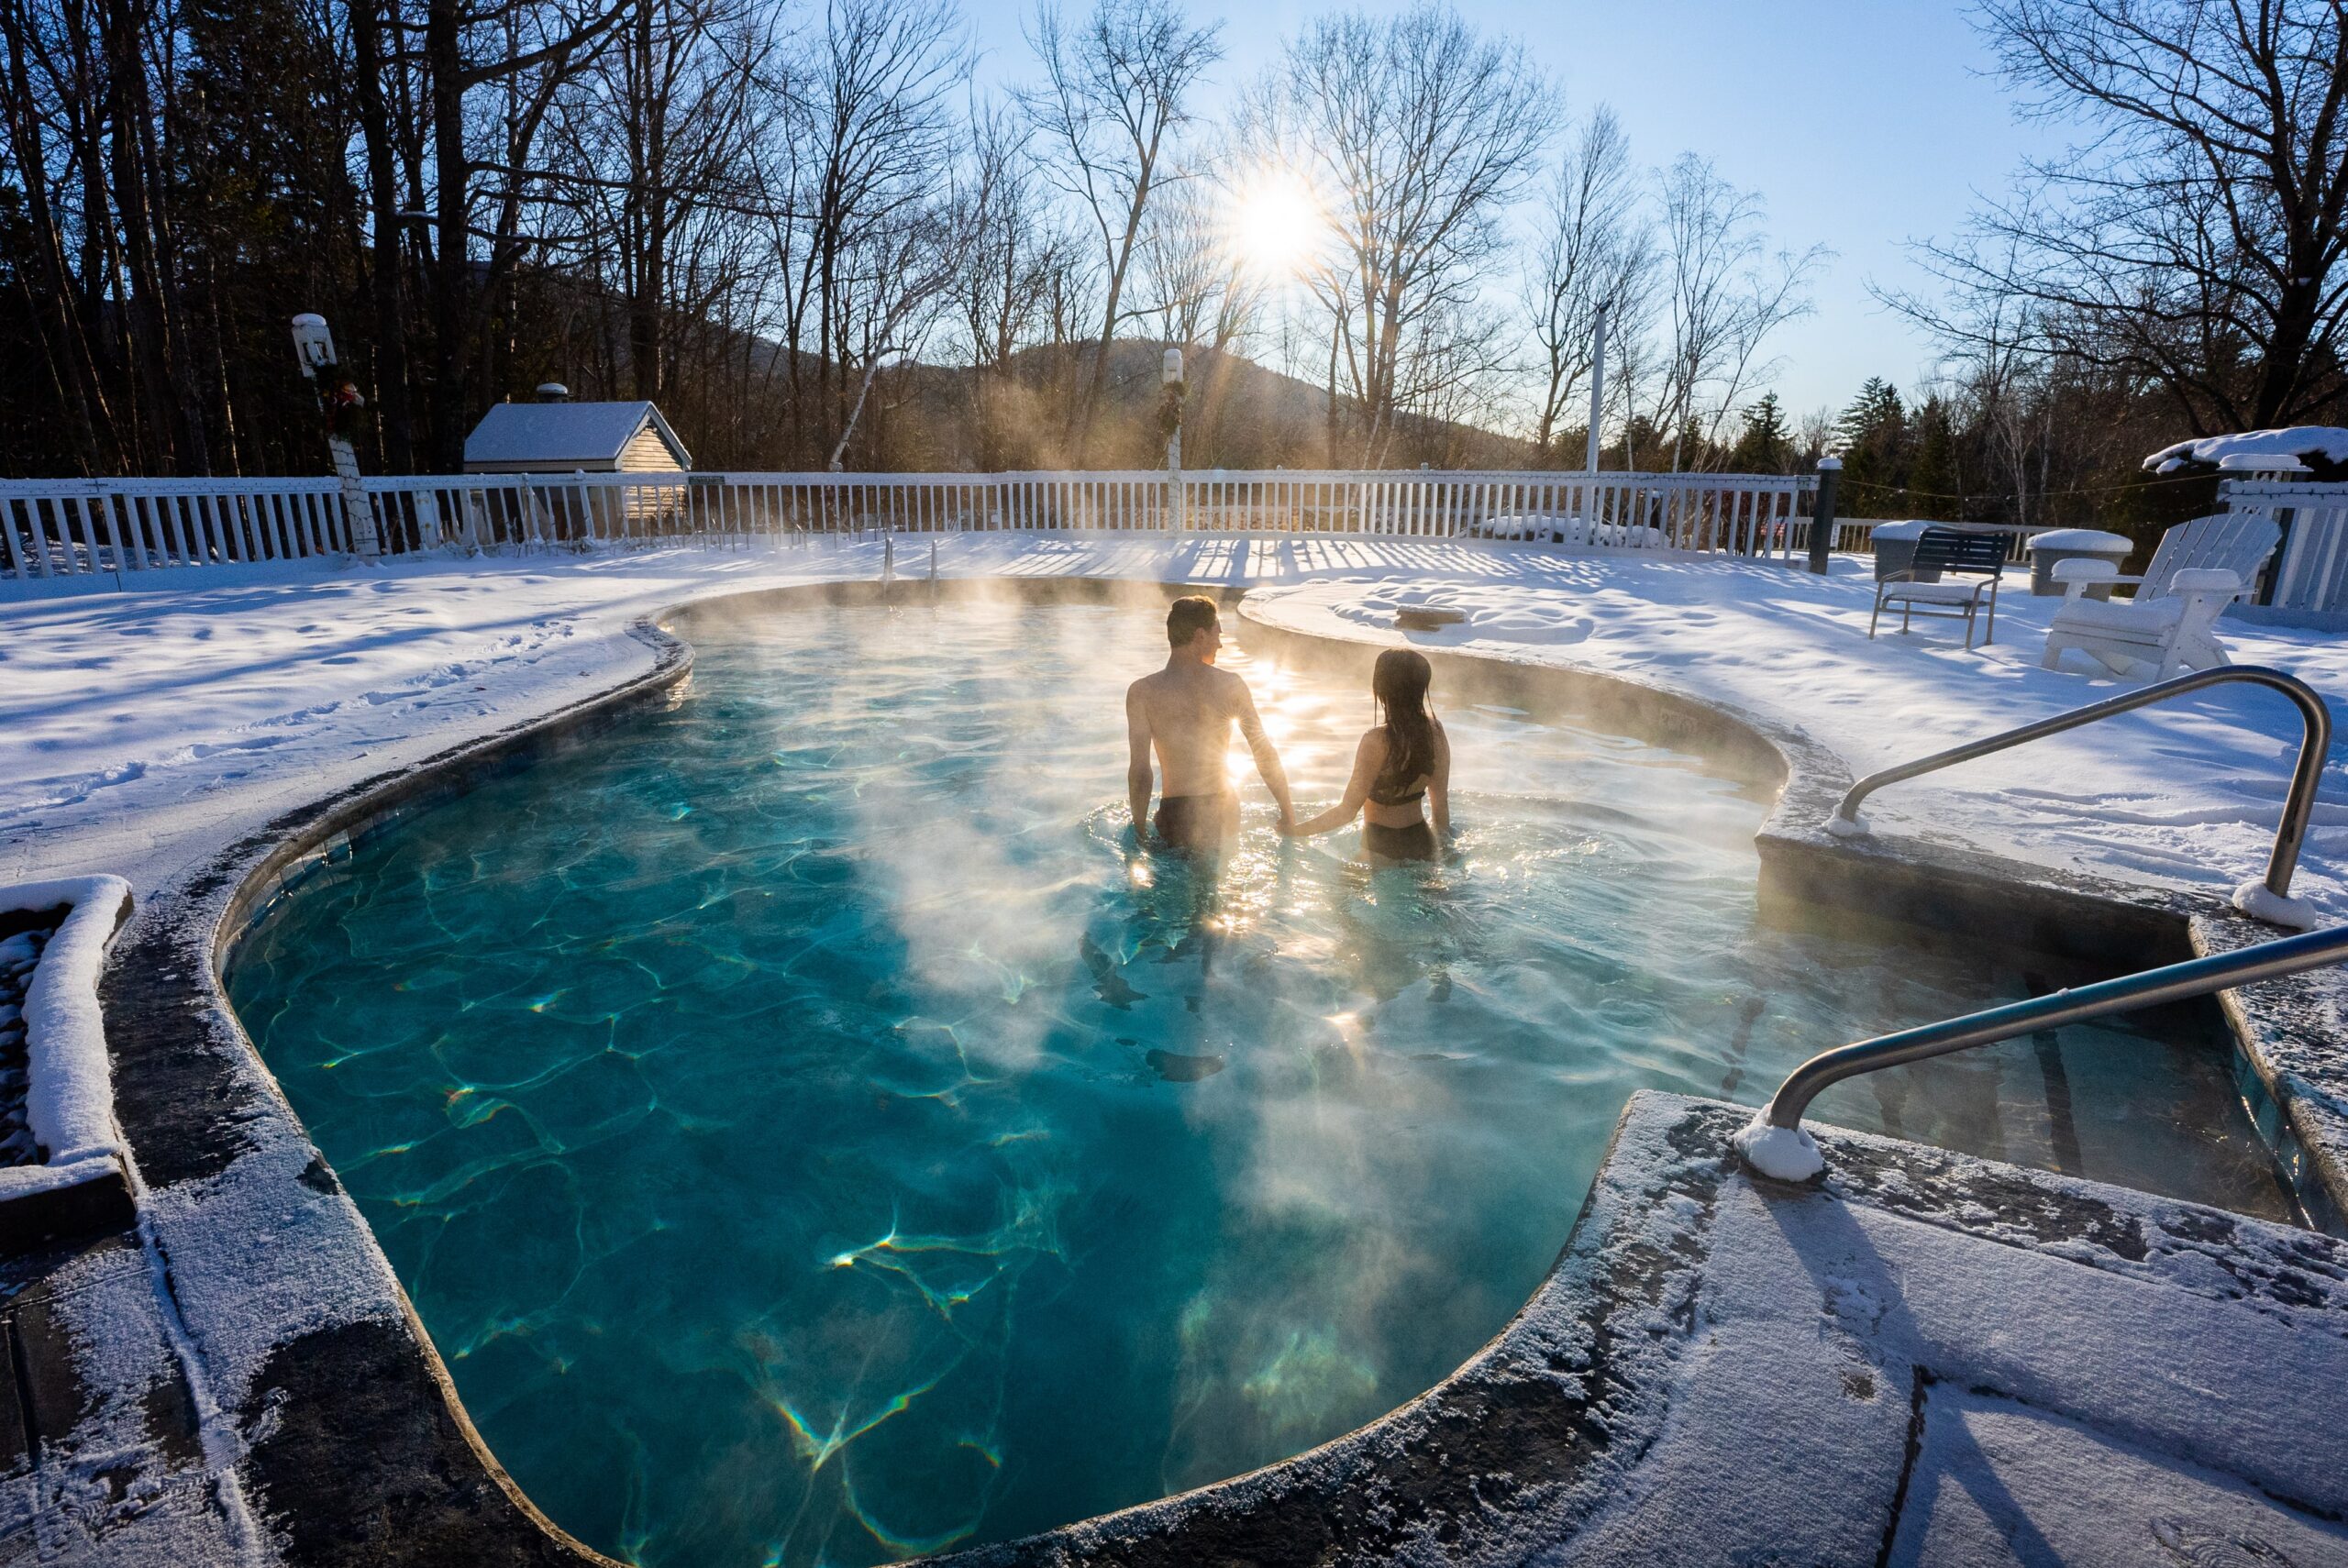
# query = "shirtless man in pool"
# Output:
<box><xmin>1126</xmin><ymin>597</ymin><xmax>1295</xmax><ymax>852</ymax></box>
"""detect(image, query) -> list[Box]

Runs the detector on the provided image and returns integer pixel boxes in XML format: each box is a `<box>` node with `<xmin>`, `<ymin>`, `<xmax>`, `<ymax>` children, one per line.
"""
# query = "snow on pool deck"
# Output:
<box><xmin>9</xmin><ymin>535</ymin><xmax>2342</xmax><ymax>921</ymax></box>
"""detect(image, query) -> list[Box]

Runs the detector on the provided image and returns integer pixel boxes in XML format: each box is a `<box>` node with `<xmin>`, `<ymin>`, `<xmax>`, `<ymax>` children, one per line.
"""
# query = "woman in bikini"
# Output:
<box><xmin>1280</xmin><ymin>647</ymin><xmax>1449</xmax><ymax>863</ymax></box>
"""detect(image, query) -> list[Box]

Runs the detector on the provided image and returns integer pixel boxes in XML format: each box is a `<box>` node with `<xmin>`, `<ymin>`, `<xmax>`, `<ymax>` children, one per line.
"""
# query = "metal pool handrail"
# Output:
<box><xmin>1830</xmin><ymin>665</ymin><xmax>2331</xmax><ymax>904</ymax></box>
<box><xmin>1756</xmin><ymin>922</ymin><xmax>2348</xmax><ymax>1137</ymax></box>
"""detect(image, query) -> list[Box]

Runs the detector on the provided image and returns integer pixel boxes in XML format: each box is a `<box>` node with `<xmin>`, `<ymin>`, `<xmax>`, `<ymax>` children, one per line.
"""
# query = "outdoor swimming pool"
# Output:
<box><xmin>226</xmin><ymin>591</ymin><xmax>2295</xmax><ymax>1567</ymax></box>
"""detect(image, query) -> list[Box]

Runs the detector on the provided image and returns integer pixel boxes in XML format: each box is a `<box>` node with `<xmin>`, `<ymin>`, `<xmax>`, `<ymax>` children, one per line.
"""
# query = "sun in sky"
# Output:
<box><xmin>1224</xmin><ymin>164</ymin><xmax>1328</xmax><ymax>281</ymax></box>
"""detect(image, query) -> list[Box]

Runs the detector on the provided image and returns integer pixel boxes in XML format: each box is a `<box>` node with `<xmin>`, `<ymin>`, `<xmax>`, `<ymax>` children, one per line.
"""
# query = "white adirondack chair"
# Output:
<box><xmin>2040</xmin><ymin>513</ymin><xmax>2280</xmax><ymax>679</ymax></box>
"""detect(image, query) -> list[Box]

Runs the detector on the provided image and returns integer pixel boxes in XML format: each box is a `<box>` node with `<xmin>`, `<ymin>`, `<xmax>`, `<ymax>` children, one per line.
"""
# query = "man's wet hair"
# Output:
<box><xmin>1167</xmin><ymin>596</ymin><xmax>1220</xmax><ymax>649</ymax></box>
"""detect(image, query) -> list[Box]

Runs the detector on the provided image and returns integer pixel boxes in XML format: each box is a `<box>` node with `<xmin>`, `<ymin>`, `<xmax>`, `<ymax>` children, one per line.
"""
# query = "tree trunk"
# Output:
<box><xmin>351</xmin><ymin>0</ymin><xmax>415</xmax><ymax>472</ymax></box>
<box><xmin>2253</xmin><ymin>273</ymin><xmax>2321</xmax><ymax>427</ymax></box>
<box><xmin>426</xmin><ymin>0</ymin><xmax>471</xmax><ymax>472</ymax></box>
<box><xmin>1070</xmin><ymin>170</ymin><xmax>1153</xmax><ymax>467</ymax></box>
<box><xmin>626</xmin><ymin>0</ymin><xmax>663</xmax><ymax>401</ymax></box>
<box><xmin>99</xmin><ymin>0</ymin><xmax>179</xmax><ymax>469</ymax></box>
<box><xmin>0</xmin><ymin>0</ymin><xmax>116</xmax><ymax>470</ymax></box>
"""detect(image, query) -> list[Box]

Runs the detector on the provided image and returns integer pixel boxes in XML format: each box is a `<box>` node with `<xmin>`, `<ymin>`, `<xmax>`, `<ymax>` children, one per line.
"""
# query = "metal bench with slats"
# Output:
<box><xmin>1869</xmin><ymin>526</ymin><xmax>2009</xmax><ymax>650</ymax></box>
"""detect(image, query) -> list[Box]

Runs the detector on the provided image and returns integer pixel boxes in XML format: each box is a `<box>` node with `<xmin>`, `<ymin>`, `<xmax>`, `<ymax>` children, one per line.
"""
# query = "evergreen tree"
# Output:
<box><xmin>1834</xmin><ymin>377</ymin><xmax>1905</xmax><ymax>453</ymax></box>
<box><xmin>1906</xmin><ymin>395</ymin><xmax>1961</xmax><ymax>520</ymax></box>
<box><xmin>1728</xmin><ymin>392</ymin><xmax>1790</xmax><ymax>472</ymax></box>
<box><xmin>1834</xmin><ymin>376</ymin><xmax>1908</xmax><ymax>513</ymax></box>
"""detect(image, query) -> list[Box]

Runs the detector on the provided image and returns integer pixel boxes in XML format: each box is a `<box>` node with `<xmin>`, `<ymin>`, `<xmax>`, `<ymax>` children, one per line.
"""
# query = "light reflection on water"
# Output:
<box><xmin>227</xmin><ymin>598</ymin><xmax>2289</xmax><ymax>1567</ymax></box>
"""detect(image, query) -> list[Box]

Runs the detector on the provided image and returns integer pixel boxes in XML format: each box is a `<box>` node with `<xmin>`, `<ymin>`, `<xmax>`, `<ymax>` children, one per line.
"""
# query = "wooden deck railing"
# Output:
<box><xmin>2222</xmin><ymin>480</ymin><xmax>2348</xmax><ymax>615</ymax></box>
<box><xmin>2</xmin><ymin>469</ymin><xmax>1825</xmax><ymax>581</ymax></box>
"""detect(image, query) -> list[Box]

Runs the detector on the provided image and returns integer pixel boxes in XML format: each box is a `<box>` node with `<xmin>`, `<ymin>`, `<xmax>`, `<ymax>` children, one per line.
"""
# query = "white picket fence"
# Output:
<box><xmin>1</xmin><ymin>468</ymin><xmax>1824</xmax><ymax>581</ymax></box>
<box><xmin>2221</xmin><ymin>480</ymin><xmax>2348</xmax><ymax>615</ymax></box>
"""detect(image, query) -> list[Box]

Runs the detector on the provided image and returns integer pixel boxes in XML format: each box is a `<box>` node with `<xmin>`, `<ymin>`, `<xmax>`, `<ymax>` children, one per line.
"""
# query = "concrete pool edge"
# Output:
<box><xmin>72</xmin><ymin>573</ymin><xmax>2348</xmax><ymax>1562</ymax></box>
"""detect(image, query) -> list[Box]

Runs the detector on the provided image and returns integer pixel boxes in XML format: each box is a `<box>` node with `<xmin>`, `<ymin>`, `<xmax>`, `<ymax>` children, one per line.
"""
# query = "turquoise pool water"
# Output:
<box><xmin>227</xmin><ymin>595</ymin><xmax>2292</xmax><ymax>1567</ymax></box>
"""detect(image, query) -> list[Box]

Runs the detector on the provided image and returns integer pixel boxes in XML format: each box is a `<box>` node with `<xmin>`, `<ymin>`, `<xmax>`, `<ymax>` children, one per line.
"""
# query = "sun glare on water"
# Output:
<box><xmin>1226</xmin><ymin>166</ymin><xmax>1325</xmax><ymax>279</ymax></box>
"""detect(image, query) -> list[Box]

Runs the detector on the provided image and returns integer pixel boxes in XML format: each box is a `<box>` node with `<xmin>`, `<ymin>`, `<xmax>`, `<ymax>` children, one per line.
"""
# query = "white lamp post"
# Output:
<box><xmin>291</xmin><ymin>313</ymin><xmax>336</xmax><ymax>375</ymax></box>
<box><xmin>292</xmin><ymin>313</ymin><xmax>381</xmax><ymax>559</ymax></box>
<box><xmin>1585</xmin><ymin>302</ymin><xmax>1609</xmax><ymax>477</ymax></box>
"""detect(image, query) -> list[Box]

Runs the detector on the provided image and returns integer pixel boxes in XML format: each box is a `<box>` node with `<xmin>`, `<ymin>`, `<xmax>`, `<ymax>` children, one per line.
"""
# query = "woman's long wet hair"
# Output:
<box><xmin>1373</xmin><ymin>648</ymin><xmax>1435</xmax><ymax>791</ymax></box>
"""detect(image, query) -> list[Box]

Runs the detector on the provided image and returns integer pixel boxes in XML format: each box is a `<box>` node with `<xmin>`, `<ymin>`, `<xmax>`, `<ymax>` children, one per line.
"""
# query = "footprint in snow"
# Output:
<box><xmin>163</xmin><ymin>736</ymin><xmax>286</xmax><ymax>765</ymax></box>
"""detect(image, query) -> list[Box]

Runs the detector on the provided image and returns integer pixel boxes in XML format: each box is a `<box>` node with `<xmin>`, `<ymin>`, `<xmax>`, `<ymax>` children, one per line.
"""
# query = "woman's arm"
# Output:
<box><xmin>1429</xmin><ymin>721</ymin><xmax>1451</xmax><ymax>841</ymax></box>
<box><xmin>1283</xmin><ymin>731</ymin><xmax>1380</xmax><ymax>836</ymax></box>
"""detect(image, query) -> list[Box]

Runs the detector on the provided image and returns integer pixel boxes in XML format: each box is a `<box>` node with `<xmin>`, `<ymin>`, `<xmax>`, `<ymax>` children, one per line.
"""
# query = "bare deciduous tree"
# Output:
<box><xmin>1022</xmin><ymin>0</ymin><xmax>1219</xmax><ymax>461</ymax></box>
<box><xmin>420</xmin><ymin>0</ymin><xmax>633</xmax><ymax>467</ymax></box>
<box><xmin>1246</xmin><ymin>2</ymin><xmax>1554</xmax><ymax>464</ymax></box>
<box><xmin>783</xmin><ymin>0</ymin><xmax>964</xmax><ymax>460</ymax></box>
<box><xmin>1652</xmin><ymin>153</ymin><xmax>1825</xmax><ymax>471</ymax></box>
<box><xmin>1900</xmin><ymin>0</ymin><xmax>2348</xmax><ymax>431</ymax></box>
<box><xmin>1523</xmin><ymin>105</ymin><xmax>1649</xmax><ymax>460</ymax></box>
<box><xmin>1132</xmin><ymin>173</ymin><xmax>1261</xmax><ymax>357</ymax></box>
<box><xmin>825</xmin><ymin>173</ymin><xmax>980</xmax><ymax>469</ymax></box>
<box><xmin>948</xmin><ymin>104</ymin><xmax>1075</xmax><ymax>467</ymax></box>
<box><xmin>1</xmin><ymin>0</ymin><xmax>1868</xmax><ymax>482</ymax></box>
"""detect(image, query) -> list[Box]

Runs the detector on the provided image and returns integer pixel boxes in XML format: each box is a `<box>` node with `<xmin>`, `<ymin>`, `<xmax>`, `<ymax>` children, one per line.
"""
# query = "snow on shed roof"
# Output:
<box><xmin>463</xmin><ymin>400</ymin><xmax>692</xmax><ymax>469</ymax></box>
<box><xmin>2143</xmin><ymin>426</ymin><xmax>2348</xmax><ymax>474</ymax></box>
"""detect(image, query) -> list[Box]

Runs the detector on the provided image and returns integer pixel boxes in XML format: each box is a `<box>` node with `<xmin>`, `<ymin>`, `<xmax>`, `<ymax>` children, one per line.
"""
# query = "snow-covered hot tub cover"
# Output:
<box><xmin>2025</xmin><ymin>528</ymin><xmax>2132</xmax><ymax>552</ymax></box>
<box><xmin>0</xmin><ymin>874</ymin><xmax>133</xmax><ymax>1199</ymax></box>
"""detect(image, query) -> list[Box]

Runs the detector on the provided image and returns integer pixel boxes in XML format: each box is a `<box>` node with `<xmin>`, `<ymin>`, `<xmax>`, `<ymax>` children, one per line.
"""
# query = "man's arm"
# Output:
<box><xmin>1125</xmin><ymin>682</ymin><xmax>1155</xmax><ymax>839</ymax></box>
<box><xmin>1234</xmin><ymin>681</ymin><xmax>1294</xmax><ymax>826</ymax></box>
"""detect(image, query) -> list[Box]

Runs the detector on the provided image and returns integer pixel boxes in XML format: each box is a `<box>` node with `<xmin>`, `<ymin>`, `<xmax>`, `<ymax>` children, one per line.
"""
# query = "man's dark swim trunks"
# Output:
<box><xmin>1155</xmin><ymin>792</ymin><xmax>1235</xmax><ymax>850</ymax></box>
<box><xmin>1364</xmin><ymin>820</ymin><xmax>1437</xmax><ymax>862</ymax></box>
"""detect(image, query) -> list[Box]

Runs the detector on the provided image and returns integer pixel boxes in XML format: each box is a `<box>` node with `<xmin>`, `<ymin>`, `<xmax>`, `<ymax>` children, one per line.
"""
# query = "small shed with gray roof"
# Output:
<box><xmin>463</xmin><ymin>398</ymin><xmax>692</xmax><ymax>475</ymax></box>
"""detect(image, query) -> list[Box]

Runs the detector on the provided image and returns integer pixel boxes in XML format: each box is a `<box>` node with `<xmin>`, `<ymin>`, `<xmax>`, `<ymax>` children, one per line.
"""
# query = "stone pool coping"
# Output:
<box><xmin>47</xmin><ymin>573</ymin><xmax>2348</xmax><ymax>1562</ymax></box>
<box><xmin>0</xmin><ymin>876</ymin><xmax>138</xmax><ymax>1251</ymax></box>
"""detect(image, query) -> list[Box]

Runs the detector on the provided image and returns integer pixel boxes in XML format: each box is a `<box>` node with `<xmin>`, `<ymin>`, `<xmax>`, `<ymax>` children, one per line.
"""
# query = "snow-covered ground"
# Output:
<box><xmin>5</xmin><ymin>536</ymin><xmax>2346</xmax><ymax>920</ymax></box>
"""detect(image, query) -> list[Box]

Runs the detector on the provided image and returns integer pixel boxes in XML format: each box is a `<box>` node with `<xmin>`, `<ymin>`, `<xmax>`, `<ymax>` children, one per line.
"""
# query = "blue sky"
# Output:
<box><xmin>958</xmin><ymin>0</ymin><xmax>2070</xmax><ymax>423</ymax></box>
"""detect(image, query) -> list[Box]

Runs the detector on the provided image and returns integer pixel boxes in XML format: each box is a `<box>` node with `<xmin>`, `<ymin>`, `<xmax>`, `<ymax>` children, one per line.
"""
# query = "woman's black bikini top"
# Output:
<box><xmin>1368</xmin><ymin>723</ymin><xmax>1434</xmax><ymax>807</ymax></box>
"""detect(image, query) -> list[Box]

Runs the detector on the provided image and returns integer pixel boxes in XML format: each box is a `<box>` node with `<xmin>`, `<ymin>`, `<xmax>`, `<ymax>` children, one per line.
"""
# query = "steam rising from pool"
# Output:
<box><xmin>228</xmin><ymin>591</ymin><xmax>2290</xmax><ymax>1567</ymax></box>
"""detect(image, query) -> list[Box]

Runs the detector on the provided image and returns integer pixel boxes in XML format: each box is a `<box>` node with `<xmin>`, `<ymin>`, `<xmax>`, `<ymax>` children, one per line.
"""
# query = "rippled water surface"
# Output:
<box><xmin>227</xmin><ymin>594</ymin><xmax>2291</xmax><ymax>1566</ymax></box>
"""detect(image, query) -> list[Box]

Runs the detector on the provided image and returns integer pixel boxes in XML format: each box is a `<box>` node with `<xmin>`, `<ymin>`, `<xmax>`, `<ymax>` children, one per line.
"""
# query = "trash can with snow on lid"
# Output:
<box><xmin>2027</xmin><ymin>528</ymin><xmax>2132</xmax><ymax>597</ymax></box>
<box><xmin>1870</xmin><ymin>520</ymin><xmax>1935</xmax><ymax>581</ymax></box>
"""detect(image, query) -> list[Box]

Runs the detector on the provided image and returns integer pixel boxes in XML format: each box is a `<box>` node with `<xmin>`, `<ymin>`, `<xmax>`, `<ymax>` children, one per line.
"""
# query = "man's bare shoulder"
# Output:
<box><xmin>1210</xmin><ymin>666</ymin><xmax>1257</xmax><ymax>706</ymax></box>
